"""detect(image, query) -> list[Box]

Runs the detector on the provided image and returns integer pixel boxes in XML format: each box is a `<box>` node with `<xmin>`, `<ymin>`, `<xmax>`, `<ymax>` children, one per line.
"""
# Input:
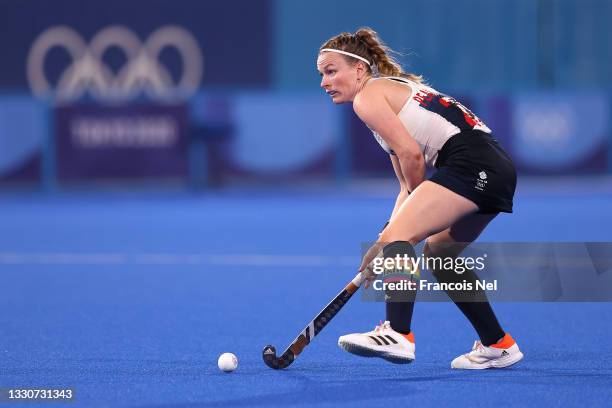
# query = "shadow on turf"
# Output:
<box><xmin>136</xmin><ymin>371</ymin><xmax>454</xmax><ymax>407</ymax></box>
<box><xmin>137</xmin><ymin>366</ymin><xmax>612</xmax><ymax>408</ymax></box>
<box><xmin>130</xmin><ymin>360</ymin><xmax>612</xmax><ymax>408</ymax></box>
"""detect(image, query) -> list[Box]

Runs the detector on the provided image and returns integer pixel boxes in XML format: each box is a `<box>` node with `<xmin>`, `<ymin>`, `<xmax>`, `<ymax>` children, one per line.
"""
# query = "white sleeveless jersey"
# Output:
<box><xmin>369</xmin><ymin>77</ymin><xmax>491</xmax><ymax>167</ymax></box>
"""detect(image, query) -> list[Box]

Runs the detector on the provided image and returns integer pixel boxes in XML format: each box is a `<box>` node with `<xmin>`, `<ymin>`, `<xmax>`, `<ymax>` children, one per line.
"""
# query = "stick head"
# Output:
<box><xmin>262</xmin><ymin>344</ymin><xmax>295</xmax><ymax>369</ymax></box>
<box><xmin>262</xmin><ymin>345</ymin><xmax>279</xmax><ymax>369</ymax></box>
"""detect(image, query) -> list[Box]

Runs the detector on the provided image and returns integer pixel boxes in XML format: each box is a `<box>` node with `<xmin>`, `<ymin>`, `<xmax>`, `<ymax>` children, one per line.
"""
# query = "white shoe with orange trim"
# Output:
<box><xmin>338</xmin><ymin>321</ymin><xmax>415</xmax><ymax>364</ymax></box>
<box><xmin>451</xmin><ymin>333</ymin><xmax>524</xmax><ymax>369</ymax></box>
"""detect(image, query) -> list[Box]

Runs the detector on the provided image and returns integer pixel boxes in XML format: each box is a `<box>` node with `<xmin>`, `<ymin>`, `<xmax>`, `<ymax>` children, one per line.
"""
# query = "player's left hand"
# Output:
<box><xmin>358</xmin><ymin>242</ymin><xmax>383</xmax><ymax>288</ymax></box>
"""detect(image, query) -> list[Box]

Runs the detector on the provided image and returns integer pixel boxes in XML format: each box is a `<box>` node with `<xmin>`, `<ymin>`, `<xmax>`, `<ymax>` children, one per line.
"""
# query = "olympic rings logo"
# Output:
<box><xmin>27</xmin><ymin>25</ymin><xmax>203</xmax><ymax>102</ymax></box>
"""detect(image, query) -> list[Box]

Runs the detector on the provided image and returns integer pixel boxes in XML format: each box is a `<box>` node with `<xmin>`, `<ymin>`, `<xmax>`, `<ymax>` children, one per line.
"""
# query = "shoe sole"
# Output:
<box><xmin>338</xmin><ymin>340</ymin><xmax>414</xmax><ymax>364</ymax></box>
<box><xmin>452</xmin><ymin>351</ymin><xmax>524</xmax><ymax>369</ymax></box>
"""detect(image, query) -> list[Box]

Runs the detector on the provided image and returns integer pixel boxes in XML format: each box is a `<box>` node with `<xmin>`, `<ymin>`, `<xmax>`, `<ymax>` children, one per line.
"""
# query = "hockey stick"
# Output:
<box><xmin>262</xmin><ymin>272</ymin><xmax>364</xmax><ymax>369</ymax></box>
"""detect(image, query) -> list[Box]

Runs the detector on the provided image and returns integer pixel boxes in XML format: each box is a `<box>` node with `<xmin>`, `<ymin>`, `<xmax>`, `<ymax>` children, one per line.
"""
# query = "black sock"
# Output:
<box><xmin>433</xmin><ymin>266</ymin><xmax>504</xmax><ymax>346</ymax></box>
<box><xmin>382</xmin><ymin>241</ymin><xmax>418</xmax><ymax>334</ymax></box>
<box><xmin>386</xmin><ymin>300</ymin><xmax>415</xmax><ymax>334</ymax></box>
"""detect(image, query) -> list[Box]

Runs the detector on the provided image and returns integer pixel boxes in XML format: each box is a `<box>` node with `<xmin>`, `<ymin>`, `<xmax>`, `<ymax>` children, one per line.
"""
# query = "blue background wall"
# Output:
<box><xmin>276</xmin><ymin>0</ymin><xmax>612</xmax><ymax>91</ymax></box>
<box><xmin>0</xmin><ymin>0</ymin><xmax>611</xmax><ymax>187</ymax></box>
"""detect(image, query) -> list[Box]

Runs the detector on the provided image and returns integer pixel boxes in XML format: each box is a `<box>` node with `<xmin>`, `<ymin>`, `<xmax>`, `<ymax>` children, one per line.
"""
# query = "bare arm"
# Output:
<box><xmin>389</xmin><ymin>154</ymin><xmax>409</xmax><ymax>220</ymax></box>
<box><xmin>353</xmin><ymin>82</ymin><xmax>426</xmax><ymax>193</ymax></box>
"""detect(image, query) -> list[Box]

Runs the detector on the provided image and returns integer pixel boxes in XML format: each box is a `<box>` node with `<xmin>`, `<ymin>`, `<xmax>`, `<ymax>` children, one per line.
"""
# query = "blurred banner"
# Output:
<box><xmin>0</xmin><ymin>96</ymin><xmax>45</xmax><ymax>184</ymax></box>
<box><xmin>189</xmin><ymin>93</ymin><xmax>343</xmax><ymax>184</ymax></box>
<box><xmin>2</xmin><ymin>92</ymin><xmax>611</xmax><ymax>185</ymax></box>
<box><xmin>55</xmin><ymin>104</ymin><xmax>189</xmax><ymax>181</ymax></box>
<box><xmin>510</xmin><ymin>93</ymin><xmax>610</xmax><ymax>174</ymax></box>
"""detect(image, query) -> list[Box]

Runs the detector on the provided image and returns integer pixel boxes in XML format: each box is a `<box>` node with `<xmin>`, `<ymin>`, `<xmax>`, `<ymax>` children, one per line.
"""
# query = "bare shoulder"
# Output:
<box><xmin>359</xmin><ymin>78</ymin><xmax>389</xmax><ymax>97</ymax></box>
<box><xmin>354</xmin><ymin>78</ymin><xmax>412</xmax><ymax>116</ymax></box>
<box><xmin>353</xmin><ymin>79</ymin><xmax>386</xmax><ymax>112</ymax></box>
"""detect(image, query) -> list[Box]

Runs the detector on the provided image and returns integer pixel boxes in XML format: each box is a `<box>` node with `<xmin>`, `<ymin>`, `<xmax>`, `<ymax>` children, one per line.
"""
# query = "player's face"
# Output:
<box><xmin>317</xmin><ymin>53</ymin><xmax>360</xmax><ymax>104</ymax></box>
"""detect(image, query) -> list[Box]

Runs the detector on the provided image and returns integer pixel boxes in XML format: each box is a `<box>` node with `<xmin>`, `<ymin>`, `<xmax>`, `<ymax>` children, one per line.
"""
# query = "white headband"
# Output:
<box><xmin>320</xmin><ymin>48</ymin><xmax>371</xmax><ymax>67</ymax></box>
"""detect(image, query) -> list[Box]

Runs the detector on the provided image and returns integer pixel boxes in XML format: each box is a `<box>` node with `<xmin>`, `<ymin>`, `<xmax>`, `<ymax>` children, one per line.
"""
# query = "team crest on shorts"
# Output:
<box><xmin>476</xmin><ymin>171</ymin><xmax>488</xmax><ymax>191</ymax></box>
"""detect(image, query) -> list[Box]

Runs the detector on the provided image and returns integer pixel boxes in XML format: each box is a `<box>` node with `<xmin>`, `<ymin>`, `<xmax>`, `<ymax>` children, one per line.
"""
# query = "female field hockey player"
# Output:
<box><xmin>316</xmin><ymin>28</ymin><xmax>523</xmax><ymax>369</ymax></box>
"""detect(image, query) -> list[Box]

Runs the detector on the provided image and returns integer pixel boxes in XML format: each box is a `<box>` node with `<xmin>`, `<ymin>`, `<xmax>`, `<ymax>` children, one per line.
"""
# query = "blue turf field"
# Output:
<box><xmin>1</xmin><ymin>180</ymin><xmax>612</xmax><ymax>407</ymax></box>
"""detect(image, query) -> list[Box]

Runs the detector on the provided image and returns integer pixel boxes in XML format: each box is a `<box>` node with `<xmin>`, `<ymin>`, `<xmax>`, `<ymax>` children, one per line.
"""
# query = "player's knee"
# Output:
<box><xmin>380</xmin><ymin>231</ymin><xmax>425</xmax><ymax>247</ymax></box>
<box><xmin>382</xmin><ymin>240</ymin><xmax>416</xmax><ymax>259</ymax></box>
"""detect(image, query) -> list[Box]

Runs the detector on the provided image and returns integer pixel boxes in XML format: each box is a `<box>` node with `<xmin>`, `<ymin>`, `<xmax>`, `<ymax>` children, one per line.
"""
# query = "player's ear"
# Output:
<box><xmin>355</xmin><ymin>62</ymin><xmax>367</xmax><ymax>80</ymax></box>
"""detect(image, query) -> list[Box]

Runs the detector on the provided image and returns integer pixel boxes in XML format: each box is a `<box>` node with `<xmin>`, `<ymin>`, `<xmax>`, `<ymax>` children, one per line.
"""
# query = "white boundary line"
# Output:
<box><xmin>0</xmin><ymin>252</ymin><xmax>356</xmax><ymax>267</ymax></box>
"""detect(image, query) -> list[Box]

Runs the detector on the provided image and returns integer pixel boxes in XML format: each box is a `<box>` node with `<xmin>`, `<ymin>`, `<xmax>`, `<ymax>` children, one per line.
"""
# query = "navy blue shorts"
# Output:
<box><xmin>429</xmin><ymin>130</ymin><xmax>517</xmax><ymax>214</ymax></box>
